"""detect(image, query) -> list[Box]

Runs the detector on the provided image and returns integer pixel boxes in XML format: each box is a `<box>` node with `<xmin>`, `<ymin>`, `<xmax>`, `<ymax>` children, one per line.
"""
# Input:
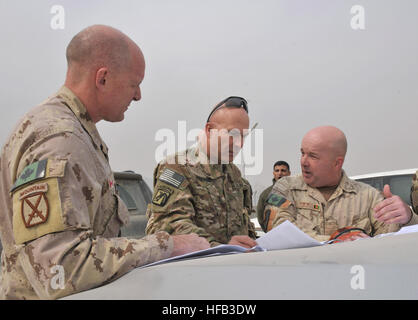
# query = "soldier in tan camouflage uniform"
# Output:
<box><xmin>264</xmin><ymin>126</ymin><xmax>418</xmax><ymax>242</ymax></box>
<box><xmin>412</xmin><ymin>170</ymin><xmax>418</xmax><ymax>214</ymax></box>
<box><xmin>0</xmin><ymin>25</ymin><xmax>209</xmax><ymax>300</ymax></box>
<box><xmin>146</xmin><ymin>97</ymin><xmax>257</xmax><ymax>248</ymax></box>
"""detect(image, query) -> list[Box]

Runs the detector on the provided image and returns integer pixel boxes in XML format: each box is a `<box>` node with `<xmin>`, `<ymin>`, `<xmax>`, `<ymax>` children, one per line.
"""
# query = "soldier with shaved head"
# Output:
<box><xmin>264</xmin><ymin>126</ymin><xmax>418</xmax><ymax>242</ymax></box>
<box><xmin>0</xmin><ymin>25</ymin><xmax>209</xmax><ymax>300</ymax></box>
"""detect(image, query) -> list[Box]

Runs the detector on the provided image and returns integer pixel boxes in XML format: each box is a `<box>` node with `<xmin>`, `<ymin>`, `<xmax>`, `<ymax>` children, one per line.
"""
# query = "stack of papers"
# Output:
<box><xmin>256</xmin><ymin>220</ymin><xmax>323</xmax><ymax>250</ymax></box>
<box><xmin>141</xmin><ymin>221</ymin><xmax>321</xmax><ymax>268</ymax></box>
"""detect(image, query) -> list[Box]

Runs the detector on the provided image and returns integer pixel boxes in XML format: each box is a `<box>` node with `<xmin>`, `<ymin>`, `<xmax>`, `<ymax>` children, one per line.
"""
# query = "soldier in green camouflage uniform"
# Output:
<box><xmin>146</xmin><ymin>98</ymin><xmax>257</xmax><ymax>247</ymax></box>
<box><xmin>257</xmin><ymin>161</ymin><xmax>291</xmax><ymax>232</ymax></box>
<box><xmin>0</xmin><ymin>25</ymin><xmax>209</xmax><ymax>300</ymax></box>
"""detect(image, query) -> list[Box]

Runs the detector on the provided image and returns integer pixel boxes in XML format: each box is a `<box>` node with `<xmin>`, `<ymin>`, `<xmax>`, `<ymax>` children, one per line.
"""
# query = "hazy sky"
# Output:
<box><xmin>1</xmin><ymin>0</ymin><xmax>417</xmax><ymax>198</ymax></box>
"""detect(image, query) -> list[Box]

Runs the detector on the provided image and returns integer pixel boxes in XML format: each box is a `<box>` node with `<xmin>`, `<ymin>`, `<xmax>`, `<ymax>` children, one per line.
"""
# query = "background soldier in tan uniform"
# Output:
<box><xmin>146</xmin><ymin>97</ymin><xmax>257</xmax><ymax>248</ymax></box>
<box><xmin>264</xmin><ymin>126</ymin><xmax>418</xmax><ymax>241</ymax></box>
<box><xmin>0</xmin><ymin>25</ymin><xmax>209</xmax><ymax>300</ymax></box>
<box><xmin>412</xmin><ymin>170</ymin><xmax>418</xmax><ymax>213</ymax></box>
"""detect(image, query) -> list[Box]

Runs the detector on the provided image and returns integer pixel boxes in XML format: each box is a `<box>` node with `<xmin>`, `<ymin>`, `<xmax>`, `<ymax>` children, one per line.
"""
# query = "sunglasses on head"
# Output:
<box><xmin>206</xmin><ymin>96</ymin><xmax>249</xmax><ymax>123</ymax></box>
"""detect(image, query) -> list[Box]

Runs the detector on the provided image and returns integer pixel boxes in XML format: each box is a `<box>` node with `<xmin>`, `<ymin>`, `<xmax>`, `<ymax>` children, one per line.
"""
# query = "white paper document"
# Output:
<box><xmin>373</xmin><ymin>224</ymin><xmax>418</xmax><ymax>239</ymax></box>
<box><xmin>256</xmin><ymin>220</ymin><xmax>323</xmax><ymax>250</ymax></box>
<box><xmin>141</xmin><ymin>221</ymin><xmax>322</xmax><ymax>268</ymax></box>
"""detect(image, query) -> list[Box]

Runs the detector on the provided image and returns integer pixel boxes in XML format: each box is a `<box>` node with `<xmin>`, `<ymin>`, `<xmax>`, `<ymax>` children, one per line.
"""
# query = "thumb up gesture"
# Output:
<box><xmin>373</xmin><ymin>184</ymin><xmax>412</xmax><ymax>225</ymax></box>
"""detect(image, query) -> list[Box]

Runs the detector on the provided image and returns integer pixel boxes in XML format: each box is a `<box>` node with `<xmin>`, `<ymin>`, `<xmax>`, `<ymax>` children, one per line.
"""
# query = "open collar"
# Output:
<box><xmin>57</xmin><ymin>86</ymin><xmax>109</xmax><ymax>160</ymax></box>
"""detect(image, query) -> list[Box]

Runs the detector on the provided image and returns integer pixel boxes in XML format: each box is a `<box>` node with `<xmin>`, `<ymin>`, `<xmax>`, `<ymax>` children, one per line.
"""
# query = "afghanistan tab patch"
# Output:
<box><xmin>11</xmin><ymin>159</ymin><xmax>48</xmax><ymax>192</ymax></box>
<box><xmin>266</xmin><ymin>193</ymin><xmax>291</xmax><ymax>208</ymax></box>
<box><xmin>152</xmin><ymin>187</ymin><xmax>173</xmax><ymax>207</ymax></box>
<box><xmin>159</xmin><ymin>168</ymin><xmax>185</xmax><ymax>188</ymax></box>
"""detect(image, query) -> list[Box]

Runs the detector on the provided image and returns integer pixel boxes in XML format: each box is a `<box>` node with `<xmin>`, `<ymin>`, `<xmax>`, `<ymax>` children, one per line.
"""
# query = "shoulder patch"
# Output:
<box><xmin>152</xmin><ymin>187</ymin><xmax>173</xmax><ymax>207</ymax></box>
<box><xmin>11</xmin><ymin>159</ymin><xmax>67</xmax><ymax>194</ymax></box>
<box><xmin>13</xmin><ymin>177</ymin><xmax>66</xmax><ymax>244</ymax></box>
<box><xmin>158</xmin><ymin>168</ymin><xmax>185</xmax><ymax>189</ymax></box>
<box><xmin>11</xmin><ymin>159</ymin><xmax>48</xmax><ymax>192</ymax></box>
<box><xmin>267</xmin><ymin>193</ymin><xmax>288</xmax><ymax>207</ymax></box>
<box><xmin>19</xmin><ymin>182</ymin><xmax>49</xmax><ymax>228</ymax></box>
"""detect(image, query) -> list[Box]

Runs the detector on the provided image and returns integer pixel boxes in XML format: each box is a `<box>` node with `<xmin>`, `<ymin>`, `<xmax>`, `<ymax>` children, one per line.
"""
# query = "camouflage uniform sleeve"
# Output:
<box><xmin>401</xmin><ymin>170</ymin><xmax>418</xmax><ymax>226</ymax></box>
<box><xmin>265</xmin><ymin>179</ymin><xmax>297</xmax><ymax>230</ymax></box>
<box><xmin>256</xmin><ymin>187</ymin><xmax>271</xmax><ymax>232</ymax></box>
<box><xmin>12</xmin><ymin>133</ymin><xmax>174</xmax><ymax>299</ymax></box>
<box><xmin>411</xmin><ymin>170</ymin><xmax>418</xmax><ymax>214</ymax></box>
<box><xmin>267</xmin><ymin>179</ymin><xmax>330</xmax><ymax>242</ymax></box>
<box><xmin>146</xmin><ymin>163</ymin><xmax>219</xmax><ymax>245</ymax></box>
<box><xmin>242</xmin><ymin>178</ymin><xmax>257</xmax><ymax>239</ymax></box>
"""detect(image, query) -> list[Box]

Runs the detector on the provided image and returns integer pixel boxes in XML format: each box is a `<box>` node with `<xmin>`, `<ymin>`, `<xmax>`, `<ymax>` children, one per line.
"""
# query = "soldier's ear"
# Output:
<box><xmin>204</xmin><ymin>122</ymin><xmax>212</xmax><ymax>137</ymax></box>
<box><xmin>95</xmin><ymin>67</ymin><xmax>108</xmax><ymax>90</ymax></box>
<box><xmin>335</xmin><ymin>156</ymin><xmax>344</xmax><ymax>170</ymax></box>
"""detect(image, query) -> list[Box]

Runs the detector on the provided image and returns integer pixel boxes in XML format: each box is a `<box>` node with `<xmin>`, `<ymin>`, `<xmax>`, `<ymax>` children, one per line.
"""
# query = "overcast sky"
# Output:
<box><xmin>1</xmin><ymin>0</ymin><xmax>417</xmax><ymax>198</ymax></box>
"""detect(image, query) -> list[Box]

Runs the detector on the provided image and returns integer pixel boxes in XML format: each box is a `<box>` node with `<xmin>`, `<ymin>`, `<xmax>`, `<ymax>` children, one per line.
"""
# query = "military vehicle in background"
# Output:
<box><xmin>114</xmin><ymin>171</ymin><xmax>153</xmax><ymax>238</ymax></box>
<box><xmin>350</xmin><ymin>168</ymin><xmax>417</xmax><ymax>206</ymax></box>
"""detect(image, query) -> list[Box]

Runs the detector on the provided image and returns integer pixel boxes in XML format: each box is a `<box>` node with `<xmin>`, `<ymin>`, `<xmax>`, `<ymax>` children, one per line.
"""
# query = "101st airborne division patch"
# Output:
<box><xmin>152</xmin><ymin>187</ymin><xmax>173</xmax><ymax>207</ymax></box>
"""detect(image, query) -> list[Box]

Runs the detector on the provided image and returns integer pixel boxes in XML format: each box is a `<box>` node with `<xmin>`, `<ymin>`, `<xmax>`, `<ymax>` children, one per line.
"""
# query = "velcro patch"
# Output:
<box><xmin>266</xmin><ymin>194</ymin><xmax>291</xmax><ymax>209</ymax></box>
<box><xmin>159</xmin><ymin>168</ymin><xmax>185</xmax><ymax>189</ymax></box>
<box><xmin>10</xmin><ymin>159</ymin><xmax>67</xmax><ymax>193</ymax></box>
<box><xmin>11</xmin><ymin>159</ymin><xmax>48</xmax><ymax>192</ymax></box>
<box><xmin>152</xmin><ymin>187</ymin><xmax>173</xmax><ymax>207</ymax></box>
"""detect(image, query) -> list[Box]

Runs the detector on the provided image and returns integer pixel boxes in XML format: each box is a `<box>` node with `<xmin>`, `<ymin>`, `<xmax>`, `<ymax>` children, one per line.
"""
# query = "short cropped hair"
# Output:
<box><xmin>273</xmin><ymin>161</ymin><xmax>290</xmax><ymax>171</ymax></box>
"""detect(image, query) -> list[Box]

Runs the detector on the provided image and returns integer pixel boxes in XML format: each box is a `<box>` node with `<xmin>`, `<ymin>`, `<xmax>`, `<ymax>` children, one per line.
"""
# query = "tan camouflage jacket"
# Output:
<box><xmin>0</xmin><ymin>86</ymin><xmax>173</xmax><ymax>300</ymax></box>
<box><xmin>264</xmin><ymin>172</ymin><xmax>403</xmax><ymax>242</ymax></box>
<box><xmin>146</xmin><ymin>144</ymin><xmax>256</xmax><ymax>247</ymax></box>
<box><xmin>412</xmin><ymin>170</ymin><xmax>418</xmax><ymax>214</ymax></box>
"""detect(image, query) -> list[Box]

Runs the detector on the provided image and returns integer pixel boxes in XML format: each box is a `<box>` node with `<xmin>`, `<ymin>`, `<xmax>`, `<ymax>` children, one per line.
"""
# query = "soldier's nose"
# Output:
<box><xmin>133</xmin><ymin>87</ymin><xmax>141</xmax><ymax>101</ymax></box>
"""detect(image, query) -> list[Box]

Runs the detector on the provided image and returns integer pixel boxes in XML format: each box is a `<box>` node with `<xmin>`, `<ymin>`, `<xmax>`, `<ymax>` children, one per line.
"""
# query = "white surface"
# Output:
<box><xmin>65</xmin><ymin>232</ymin><xmax>418</xmax><ymax>300</ymax></box>
<box><xmin>350</xmin><ymin>168</ymin><xmax>417</xmax><ymax>180</ymax></box>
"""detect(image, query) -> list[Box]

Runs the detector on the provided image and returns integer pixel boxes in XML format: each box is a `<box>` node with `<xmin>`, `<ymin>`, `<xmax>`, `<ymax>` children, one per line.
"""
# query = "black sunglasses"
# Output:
<box><xmin>206</xmin><ymin>96</ymin><xmax>249</xmax><ymax>123</ymax></box>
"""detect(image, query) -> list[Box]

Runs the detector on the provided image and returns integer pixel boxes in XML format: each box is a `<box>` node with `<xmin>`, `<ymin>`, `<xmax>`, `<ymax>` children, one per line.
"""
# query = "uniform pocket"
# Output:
<box><xmin>296</xmin><ymin>209</ymin><xmax>319</xmax><ymax>233</ymax></box>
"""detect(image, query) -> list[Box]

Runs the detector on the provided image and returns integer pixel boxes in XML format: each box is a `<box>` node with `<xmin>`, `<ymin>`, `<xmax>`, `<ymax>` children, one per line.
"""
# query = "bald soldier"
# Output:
<box><xmin>146</xmin><ymin>97</ymin><xmax>257</xmax><ymax>248</ymax></box>
<box><xmin>264</xmin><ymin>126</ymin><xmax>418</xmax><ymax>242</ymax></box>
<box><xmin>0</xmin><ymin>25</ymin><xmax>209</xmax><ymax>300</ymax></box>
